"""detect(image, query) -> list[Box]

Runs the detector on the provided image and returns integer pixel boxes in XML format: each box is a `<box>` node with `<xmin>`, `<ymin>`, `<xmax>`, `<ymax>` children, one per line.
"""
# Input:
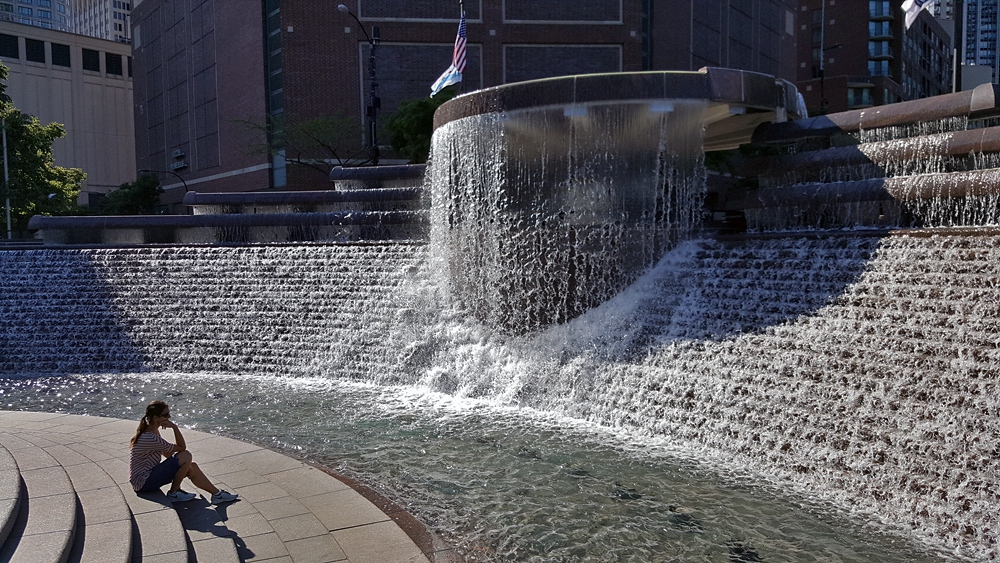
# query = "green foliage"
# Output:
<box><xmin>384</xmin><ymin>90</ymin><xmax>455</xmax><ymax>164</ymax></box>
<box><xmin>101</xmin><ymin>173</ymin><xmax>162</xmax><ymax>215</ymax></box>
<box><xmin>0</xmin><ymin>63</ymin><xmax>85</xmax><ymax>234</ymax></box>
<box><xmin>239</xmin><ymin>113</ymin><xmax>367</xmax><ymax>177</ymax></box>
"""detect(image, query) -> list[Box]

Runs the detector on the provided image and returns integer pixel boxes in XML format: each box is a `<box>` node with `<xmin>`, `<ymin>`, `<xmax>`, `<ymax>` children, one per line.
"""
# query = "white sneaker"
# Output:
<box><xmin>211</xmin><ymin>490</ymin><xmax>238</xmax><ymax>504</ymax></box>
<box><xmin>166</xmin><ymin>489</ymin><xmax>196</xmax><ymax>502</ymax></box>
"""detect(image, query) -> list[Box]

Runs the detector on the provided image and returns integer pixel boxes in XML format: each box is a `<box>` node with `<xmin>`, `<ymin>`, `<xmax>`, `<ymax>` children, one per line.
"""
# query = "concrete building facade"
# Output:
<box><xmin>0</xmin><ymin>20</ymin><xmax>134</xmax><ymax>206</ymax></box>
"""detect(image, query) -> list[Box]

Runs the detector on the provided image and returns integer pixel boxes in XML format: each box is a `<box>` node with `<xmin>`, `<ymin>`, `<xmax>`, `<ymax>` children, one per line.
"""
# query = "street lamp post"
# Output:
<box><xmin>338</xmin><ymin>3</ymin><xmax>380</xmax><ymax>166</ymax></box>
<box><xmin>138</xmin><ymin>168</ymin><xmax>189</xmax><ymax>192</ymax></box>
<box><xmin>138</xmin><ymin>168</ymin><xmax>190</xmax><ymax>214</ymax></box>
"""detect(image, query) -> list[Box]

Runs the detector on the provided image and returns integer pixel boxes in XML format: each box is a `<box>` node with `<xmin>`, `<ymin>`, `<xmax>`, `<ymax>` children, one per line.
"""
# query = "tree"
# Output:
<box><xmin>384</xmin><ymin>90</ymin><xmax>456</xmax><ymax>164</ymax></box>
<box><xmin>101</xmin><ymin>173</ymin><xmax>162</xmax><ymax>215</ymax></box>
<box><xmin>238</xmin><ymin>113</ymin><xmax>368</xmax><ymax>179</ymax></box>
<box><xmin>0</xmin><ymin>63</ymin><xmax>85</xmax><ymax>235</ymax></box>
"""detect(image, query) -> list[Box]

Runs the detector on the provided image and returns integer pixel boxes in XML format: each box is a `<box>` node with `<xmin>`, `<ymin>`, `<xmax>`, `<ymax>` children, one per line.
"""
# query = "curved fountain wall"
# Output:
<box><xmin>431</xmin><ymin>68</ymin><xmax>803</xmax><ymax>334</ymax></box>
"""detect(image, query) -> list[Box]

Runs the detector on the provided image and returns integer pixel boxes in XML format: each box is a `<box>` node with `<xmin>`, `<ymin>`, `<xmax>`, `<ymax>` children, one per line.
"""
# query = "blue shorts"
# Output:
<box><xmin>139</xmin><ymin>454</ymin><xmax>181</xmax><ymax>493</ymax></box>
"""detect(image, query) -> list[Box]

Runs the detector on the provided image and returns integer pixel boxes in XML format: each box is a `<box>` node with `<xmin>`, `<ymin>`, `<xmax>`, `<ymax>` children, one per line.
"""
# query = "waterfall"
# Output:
<box><xmin>429</xmin><ymin>100</ymin><xmax>707</xmax><ymax>333</ymax></box>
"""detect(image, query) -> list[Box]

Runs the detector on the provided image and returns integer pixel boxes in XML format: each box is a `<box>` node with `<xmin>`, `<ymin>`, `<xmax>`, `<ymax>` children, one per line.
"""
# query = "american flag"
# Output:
<box><xmin>431</xmin><ymin>11</ymin><xmax>467</xmax><ymax>96</ymax></box>
<box><xmin>452</xmin><ymin>12</ymin><xmax>467</xmax><ymax>73</ymax></box>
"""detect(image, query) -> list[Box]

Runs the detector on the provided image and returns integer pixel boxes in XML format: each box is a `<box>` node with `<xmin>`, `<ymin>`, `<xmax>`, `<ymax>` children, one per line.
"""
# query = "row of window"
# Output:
<box><xmin>0</xmin><ymin>32</ymin><xmax>130</xmax><ymax>76</ymax></box>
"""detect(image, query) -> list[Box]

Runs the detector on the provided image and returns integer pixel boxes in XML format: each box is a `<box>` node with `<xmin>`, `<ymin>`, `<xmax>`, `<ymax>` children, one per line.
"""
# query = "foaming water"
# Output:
<box><xmin>0</xmin><ymin>373</ymin><xmax>949</xmax><ymax>563</ymax></box>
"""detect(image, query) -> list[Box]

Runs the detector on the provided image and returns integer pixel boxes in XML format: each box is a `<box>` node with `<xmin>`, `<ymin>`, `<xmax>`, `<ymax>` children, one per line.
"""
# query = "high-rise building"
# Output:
<box><xmin>0</xmin><ymin>0</ymin><xmax>72</xmax><ymax>32</ymax></box>
<box><xmin>797</xmin><ymin>0</ymin><xmax>951</xmax><ymax>115</ymax></box>
<box><xmin>72</xmin><ymin>0</ymin><xmax>131</xmax><ymax>43</ymax></box>
<box><xmin>129</xmin><ymin>0</ymin><xmax>802</xmax><ymax>208</ymax></box>
<box><xmin>961</xmin><ymin>0</ymin><xmax>1000</xmax><ymax>82</ymax></box>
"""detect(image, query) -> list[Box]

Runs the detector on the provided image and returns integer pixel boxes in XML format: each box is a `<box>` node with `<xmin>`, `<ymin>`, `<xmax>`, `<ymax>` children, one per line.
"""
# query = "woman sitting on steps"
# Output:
<box><xmin>129</xmin><ymin>400</ymin><xmax>238</xmax><ymax>504</ymax></box>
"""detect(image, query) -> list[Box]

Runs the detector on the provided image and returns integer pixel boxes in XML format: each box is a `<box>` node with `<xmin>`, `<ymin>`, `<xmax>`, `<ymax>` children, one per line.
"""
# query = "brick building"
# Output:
<box><xmin>130</xmin><ymin>0</ymin><xmax>799</xmax><ymax>204</ymax></box>
<box><xmin>649</xmin><ymin>0</ymin><xmax>798</xmax><ymax>82</ymax></box>
<box><xmin>796</xmin><ymin>0</ymin><xmax>952</xmax><ymax>115</ymax></box>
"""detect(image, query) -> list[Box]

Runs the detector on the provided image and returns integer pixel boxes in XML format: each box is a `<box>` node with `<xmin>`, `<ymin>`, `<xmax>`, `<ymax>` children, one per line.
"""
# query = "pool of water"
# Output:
<box><xmin>0</xmin><ymin>372</ymin><xmax>953</xmax><ymax>562</ymax></box>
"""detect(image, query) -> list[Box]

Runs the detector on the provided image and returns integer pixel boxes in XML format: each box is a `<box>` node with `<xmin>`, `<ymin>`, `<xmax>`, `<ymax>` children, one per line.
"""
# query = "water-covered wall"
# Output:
<box><xmin>429</xmin><ymin>101</ymin><xmax>707</xmax><ymax>334</ymax></box>
<box><xmin>0</xmin><ymin>244</ymin><xmax>426</xmax><ymax>377</ymax></box>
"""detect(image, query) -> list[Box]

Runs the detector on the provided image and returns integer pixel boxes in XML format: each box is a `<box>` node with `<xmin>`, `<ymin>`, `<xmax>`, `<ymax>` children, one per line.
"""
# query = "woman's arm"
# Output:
<box><xmin>161</xmin><ymin>420</ymin><xmax>187</xmax><ymax>454</ymax></box>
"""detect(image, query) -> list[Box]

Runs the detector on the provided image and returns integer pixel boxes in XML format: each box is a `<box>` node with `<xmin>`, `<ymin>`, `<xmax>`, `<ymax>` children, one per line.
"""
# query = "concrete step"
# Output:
<box><xmin>0</xmin><ymin>432</ymin><xmax>78</xmax><ymax>563</ymax></box>
<box><xmin>0</xmin><ymin>442</ymin><xmax>23</xmax><ymax>548</ymax></box>
<box><xmin>27</xmin><ymin>432</ymin><xmax>133</xmax><ymax>563</ymax></box>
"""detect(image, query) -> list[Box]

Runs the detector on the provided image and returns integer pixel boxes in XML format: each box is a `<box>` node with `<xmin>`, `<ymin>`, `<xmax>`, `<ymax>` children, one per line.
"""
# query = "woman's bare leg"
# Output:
<box><xmin>170</xmin><ymin>451</ymin><xmax>219</xmax><ymax>495</ymax></box>
<box><xmin>169</xmin><ymin>451</ymin><xmax>193</xmax><ymax>493</ymax></box>
<box><xmin>185</xmin><ymin>462</ymin><xmax>219</xmax><ymax>495</ymax></box>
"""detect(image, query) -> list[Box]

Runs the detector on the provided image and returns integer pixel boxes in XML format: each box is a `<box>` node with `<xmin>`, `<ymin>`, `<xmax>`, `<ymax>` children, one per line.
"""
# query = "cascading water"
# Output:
<box><xmin>429</xmin><ymin>100</ymin><xmax>707</xmax><ymax>334</ymax></box>
<box><xmin>0</xmin><ymin>244</ymin><xmax>427</xmax><ymax>377</ymax></box>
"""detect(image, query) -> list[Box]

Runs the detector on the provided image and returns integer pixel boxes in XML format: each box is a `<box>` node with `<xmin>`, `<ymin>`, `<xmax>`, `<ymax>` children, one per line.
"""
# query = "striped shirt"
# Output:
<box><xmin>129</xmin><ymin>432</ymin><xmax>174</xmax><ymax>491</ymax></box>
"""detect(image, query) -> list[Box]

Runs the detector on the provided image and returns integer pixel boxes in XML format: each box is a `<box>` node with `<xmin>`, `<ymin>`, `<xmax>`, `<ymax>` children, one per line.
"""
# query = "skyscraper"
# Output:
<box><xmin>962</xmin><ymin>0</ymin><xmax>1000</xmax><ymax>82</ymax></box>
<box><xmin>72</xmin><ymin>0</ymin><xmax>131</xmax><ymax>43</ymax></box>
<box><xmin>0</xmin><ymin>0</ymin><xmax>72</xmax><ymax>32</ymax></box>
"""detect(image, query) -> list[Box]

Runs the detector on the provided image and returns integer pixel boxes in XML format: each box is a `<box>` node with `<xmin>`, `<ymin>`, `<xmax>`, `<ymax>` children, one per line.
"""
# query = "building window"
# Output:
<box><xmin>868</xmin><ymin>59</ymin><xmax>890</xmax><ymax>76</ymax></box>
<box><xmin>24</xmin><ymin>38</ymin><xmax>44</xmax><ymax>63</ymax></box>
<box><xmin>0</xmin><ymin>33</ymin><xmax>17</xmax><ymax>59</ymax></box>
<box><xmin>38</xmin><ymin>9</ymin><xmax>50</xmax><ymax>18</ymax></box>
<box><xmin>37</xmin><ymin>0</ymin><xmax>50</xmax><ymax>6</ymax></box>
<box><xmin>848</xmin><ymin>87</ymin><xmax>873</xmax><ymax>106</ymax></box>
<box><xmin>105</xmin><ymin>52</ymin><xmax>122</xmax><ymax>75</ymax></box>
<box><xmin>869</xmin><ymin>40</ymin><xmax>890</xmax><ymax>57</ymax></box>
<box><xmin>869</xmin><ymin>1</ymin><xmax>891</xmax><ymax>17</ymax></box>
<box><xmin>17</xmin><ymin>6</ymin><xmax>31</xmax><ymax>15</ymax></box>
<box><xmin>82</xmin><ymin>48</ymin><xmax>100</xmax><ymax>71</ymax></box>
<box><xmin>51</xmin><ymin>42</ymin><xmax>69</xmax><ymax>67</ymax></box>
<box><xmin>869</xmin><ymin>21</ymin><xmax>891</xmax><ymax>38</ymax></box>
<box><xmin>0</xmin><ymin>3</ymin><xmax>11</xmax><ymax>12</ymax></box>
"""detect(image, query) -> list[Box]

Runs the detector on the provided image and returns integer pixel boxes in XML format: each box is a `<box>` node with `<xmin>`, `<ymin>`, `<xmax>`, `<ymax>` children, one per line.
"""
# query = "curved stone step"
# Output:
<box><xmin>23</xmin><ymin>432</ymin><xmax>134</xmax><ymax>563</ymax></box>
<box><xmin>0</xmin><ymin>432</ymin><xmax>77</xmax><ymax>563</ymax></box>
<box><xmin>0</xmin><ymin>442</ymin><xmax>23</xmax><ymax>548</ymax></box>
<box><xmin>0</xmin><ymin>411</ymin><xmax>450</xmax><ymax>563</ymax></box>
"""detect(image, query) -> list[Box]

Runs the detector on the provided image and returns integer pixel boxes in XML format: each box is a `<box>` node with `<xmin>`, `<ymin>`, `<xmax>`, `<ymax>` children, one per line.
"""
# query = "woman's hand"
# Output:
<box><xmin>160</xmin><ymin>419</ymin><xmax>177</xmax><ymax>430</ymax></box>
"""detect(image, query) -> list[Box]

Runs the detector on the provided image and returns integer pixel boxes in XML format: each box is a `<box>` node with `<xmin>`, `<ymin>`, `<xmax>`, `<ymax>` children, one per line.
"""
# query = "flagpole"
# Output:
<box><xmin>3</xmin><ymin>118</ymin><xmax>10</xmax><ymax>240</ymax></box>
<box><xmin>953</xmin><ymin>0</ymin><xmax>964</xmax><ymax>92</ymax></box>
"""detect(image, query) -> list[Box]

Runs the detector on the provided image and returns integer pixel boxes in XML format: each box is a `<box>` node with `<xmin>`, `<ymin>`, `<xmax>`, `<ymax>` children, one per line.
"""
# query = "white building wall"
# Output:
<box><xmin>0</xmin><ymin>20</ymin><xmax>134</xmax><ymax>205</ymax></box>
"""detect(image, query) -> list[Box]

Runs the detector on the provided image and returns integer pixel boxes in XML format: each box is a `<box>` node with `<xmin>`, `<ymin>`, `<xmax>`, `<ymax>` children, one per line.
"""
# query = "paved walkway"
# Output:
<box><xmin>0</xmin><ymin>410</ymin><xmax>460</xmax><ymax>562</ymax></box>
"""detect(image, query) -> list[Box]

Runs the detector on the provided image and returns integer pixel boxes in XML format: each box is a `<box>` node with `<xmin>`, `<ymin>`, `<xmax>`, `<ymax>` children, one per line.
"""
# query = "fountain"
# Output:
<box><xmin>1</xmin><ymin>69</ymin><xmax>999</xmax><ymax>561</ymax></box>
